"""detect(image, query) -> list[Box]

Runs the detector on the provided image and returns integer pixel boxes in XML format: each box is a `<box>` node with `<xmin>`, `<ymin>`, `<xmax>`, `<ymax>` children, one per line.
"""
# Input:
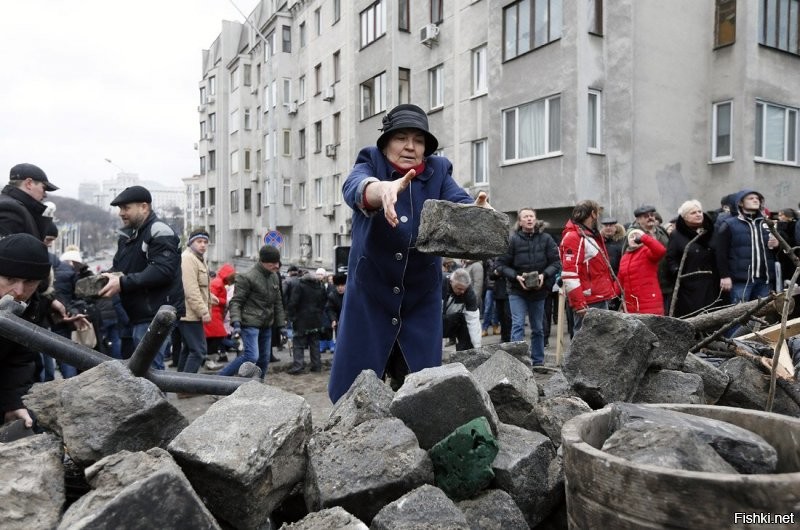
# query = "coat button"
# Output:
<box><xmin>391</xmin><ymin>318</ymin><xmax>399</xmax><ymax>325</ymax></box>
<box><xmin>393</xmin><ymin>286</ymin><xmax>400</xmax><ymax>294</ymax></box>
<box><xmin>394</xmin><ymin>252</ymin><xmax>403</xmax><ymax>260</ymax></box>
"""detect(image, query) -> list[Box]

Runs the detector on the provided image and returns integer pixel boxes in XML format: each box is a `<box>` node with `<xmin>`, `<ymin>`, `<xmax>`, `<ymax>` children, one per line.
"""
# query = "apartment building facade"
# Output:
<box><xmin>195</xmin><ymin>0</ymin><xmax>800</xmax><ymax>269</ymax></box>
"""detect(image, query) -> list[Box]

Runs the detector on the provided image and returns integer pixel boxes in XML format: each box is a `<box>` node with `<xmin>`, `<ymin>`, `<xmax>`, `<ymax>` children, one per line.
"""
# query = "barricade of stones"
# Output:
<box><xmin>3</xmin><ymin>308</ymin><xmax>799</xmax><ymax>528</ymax></box>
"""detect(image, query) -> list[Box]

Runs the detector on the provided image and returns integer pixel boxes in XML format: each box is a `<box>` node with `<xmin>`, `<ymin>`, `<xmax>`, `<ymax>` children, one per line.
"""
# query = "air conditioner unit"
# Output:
<box><xmin>250</xmin><ymin>85</ymin><xmax>259</xmax><ymax>95</ymax></box>
<box><xmin>193</xmin><ymin>142</ymin><xmax>198</xmax><ymax>150</ymax></box>
<box><xmin>250</xmin><ymin>169</ymin><xmax>260</xmax><ymax>182</ymax></box>
<box><xmin>325</xmin><ymin>144</ymin><xmax>337</xmax><ymax>158</ymax></box>
<box><xmin>206</xmin><ymin>95</ymin><xmax>216</xmax><ymax>104</ymax></box>
<box><xmin>234</xmin><ymin>248</ymin><xmax>243</xmax><ymax>257</ymax></box>
<box><xmin>197</xmin><ymin>104</ymin><xmax>206</xmax><ymax>113</ymax></box>
<box><xmin>287</xmin><ymin>102</ymin><xmax>298</xmax><ymax>114</ymax></box>
<box><xmin>207</xmin><ymin>206</ymin><xmax>215</xmax><ymax>215</ymax></box>
<box><xmin>322</xmin><ymin>86</ymin><xmax>335</xmax><ymax>102</ymax></box>
<box><xmin>205</xmin><ymin>133</ymin><xmax>214</xmax><ymax>141</ymax></box>
<box><xmin>323</xmin><ymin>204</ymin><xmax>335</xmax><ymax>217</ymax></box>
<box><xmin>420</xmin><ymin>23</ymin><xmax>440</xmax><ymax>46</ymax></box>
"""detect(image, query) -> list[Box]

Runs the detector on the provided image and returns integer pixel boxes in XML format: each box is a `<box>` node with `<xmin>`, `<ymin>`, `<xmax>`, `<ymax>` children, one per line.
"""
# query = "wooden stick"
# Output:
<box><xmin>669</xmin><ymin>231</ymin><xmax>703</xmax><ymax>317</ymax></box>
<box><xmin>689</xmin><ymin>294</ymin><xmax>777</xmax><ymax>353</ymax></box>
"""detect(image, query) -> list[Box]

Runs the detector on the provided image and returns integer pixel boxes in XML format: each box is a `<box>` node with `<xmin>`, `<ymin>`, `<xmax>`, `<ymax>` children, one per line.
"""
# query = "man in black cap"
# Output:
<box><xmin>0</xmin><ymin>163</ymin><xmax>59</xmax><ymax>240</ymax></box>
<box><xmin>99</xmin><ymin>185</ymin><xmax>184</xmax><ymax>370</ymax></box>
<box><xmin>220</xmin><ymin>245</ymin><xmax>285</xmax><ymax>380</ymax></box>
<box><xmin>0</xmin><ymin>234</ymin><xmax>56</xmax><ymax>428</ymax></box>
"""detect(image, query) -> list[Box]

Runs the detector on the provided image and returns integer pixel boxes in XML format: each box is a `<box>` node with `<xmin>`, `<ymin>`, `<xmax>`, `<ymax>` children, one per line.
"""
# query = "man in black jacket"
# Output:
<box><xmin>287</xmin><ymin>268</ymin><xmax>327</xmax><ymax>374</ymax></box>
<box><xmin>498</xmin><ymin>208</ymin><xmax>561</xmax><ymax>366</ymax></box>
<box><xmin>99</xmin><ymin>185</ymin><xmax>184</xmax><ymax>370</ymax></box>
<box><xmin>0</xmin><ymin>163</ymin><xmax>59</xmax><ymax>240</ymax></box>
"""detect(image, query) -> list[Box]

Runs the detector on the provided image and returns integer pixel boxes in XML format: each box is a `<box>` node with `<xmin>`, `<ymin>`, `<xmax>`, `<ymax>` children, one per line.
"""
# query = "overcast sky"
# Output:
<box><xmin>1</xmin><ymin>0</ymin><xmax>259</xmax><ymax>199</ymax></box>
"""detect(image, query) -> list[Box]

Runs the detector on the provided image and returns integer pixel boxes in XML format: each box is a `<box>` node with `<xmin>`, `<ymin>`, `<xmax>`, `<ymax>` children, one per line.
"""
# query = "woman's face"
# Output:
<box><xmin>383</xmin><ymin>128</ymin><xmax>426</xmax><ymax>169</ymax></box>
<box><xmin>683</xmin><ymin>207</ymin><xmax>704</xmax><ymax>228</ymax></box>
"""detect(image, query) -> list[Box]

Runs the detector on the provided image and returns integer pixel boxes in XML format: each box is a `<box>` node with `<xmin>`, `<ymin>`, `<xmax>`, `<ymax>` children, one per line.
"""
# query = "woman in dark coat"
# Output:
<box><xmin>666</xmin><ymin>200</ymin><xmax>720</xmax><ymax>317</ymax></box>
<box><xmin>329</xmin><ymin>104</ymin><xmax>489</xmax><ymax>403</ymax></box>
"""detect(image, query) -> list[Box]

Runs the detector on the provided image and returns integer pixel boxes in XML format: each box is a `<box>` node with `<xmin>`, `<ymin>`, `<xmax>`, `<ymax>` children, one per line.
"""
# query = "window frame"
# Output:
<box><xmin>502</xmin><ymin>94</ymin><xmax>562</xmax><ymax>163</ymax></box>
<box><xmin>714</xmin><ymin>0</ymin><xmax>736</xmax><ymax>48</ymax></box>
<box><xmin>230</xmin><ymin>189</ymin><xmax>240</xmax><ymax>213</ymax></box>
<box><xmin>711</xmin><ymin>100</ymin><xmax>733</xmax><ymax>162</ymax></box>
<box><xmin>587</xmin><ymin>89</ymin><xmax>602</xmax><ymax>154</ymax></box>
<box><xmin>399</xmin><ymin>0</ymin><xmax>410</xmax><ymax>31</ymax></box>
<box><xmin>360</xmin><ymin>0</ymin><xmax>387</xmax><ymax>48</ymax></box>
<box><xmin>360</xmin><ymin>71</ymin><xmax>387</xmax><ymax>120</ymax></box>
<box><xmin>299</xmin><ymin>182</ymin><xmax>307</xmax><ymax>209</ymax></box>
<box><xmin>758</xmin><ymin>0</ymin><xmax>800</xmax><ymax>55</ymax></box>
<box><xmin>472</xmin><ymin>139</ymin><xmax>488</xmax><ymax>184</ymax></box>
<box><xmin>472</xmin><ymin>45</ymin><xmax>487</xmax><ymax>96</ymax></box>
<box><xmin>429</xmin><ymin>64</ymin><xmax>444</xmax><ymax>110</ymax></box>
<box><xmin>503</xmin><ymin>0</ymin><xmax>563</xmax><ymax>61</ymax></box>
<box><xmin>282</xmin><ymin>25</ymin><xmax>292</xmax><ymax>53</ymax></box>
<box><xmin>755</xmin><ymin>99</ymin><xmax>798</xmax><ymax>165</ymax></box>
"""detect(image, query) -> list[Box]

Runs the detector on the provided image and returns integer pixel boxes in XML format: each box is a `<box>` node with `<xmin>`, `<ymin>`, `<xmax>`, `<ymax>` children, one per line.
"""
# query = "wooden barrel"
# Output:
<box><xmin>561</xmin><ymin>404</ymin><xmax>800</xmax><ymax>529</ymax></box>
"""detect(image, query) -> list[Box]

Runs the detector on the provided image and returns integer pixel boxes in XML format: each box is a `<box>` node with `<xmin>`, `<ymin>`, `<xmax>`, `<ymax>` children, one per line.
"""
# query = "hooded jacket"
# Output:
<box><xmin>714</xmin><ymin>189</ymin><xmax>776</xmax><ymax>284</ymax></box>
<box><xmin>559</xmin><ymin>219</ymin><xmax>619</xmax><ymax>310</ymax></box>
<box><xmin>204</xmin><ymin>264</ymin><xmax>235</xmax><ymax>338</ymax></box>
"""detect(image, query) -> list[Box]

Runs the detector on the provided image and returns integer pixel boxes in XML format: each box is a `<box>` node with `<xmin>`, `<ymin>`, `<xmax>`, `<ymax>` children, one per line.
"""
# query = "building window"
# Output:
<box><xmin>230</xmin><ymin>109</ymin><xmax>239</xmax><ymax>133</ymax></box>
<box><xmin>208</xmin><ymin>76</ymin><xmax>216</xmax><ymax>96</ymax></box>
<box><xmin>283</xmin><ymin>130</ymin><xmax>291</xmax><ymax>156</ymax></box>
<box><xmin>299</xmin><ymin>21</ymin><xmax>306</xmax><ymax>48</ymax></box>
<box><xmin>265</xmin><ymin>132</ymin><xmax>271</xmax><ymax>160</ymax></box>
<box><xmin>283</xmin><ymin>179</ymin><xmax>292</xmax><ymax>205</ymax></box>
<box><xmin>314</xmin><ymin>121</ymin><xmax>323</xmax><ymax>153</ymax></box>
<box><xmin>209</xmin><ymin>151</ymin><xmax>216</xmax><ymax>171</ymax></box>
<box><xmin>299</xmin><ymin>182</ymin><xmax>307</xmax><ymax>209</ymax></box>
<box><xmin>256</xmin><ymin>193</ymin><xmax>261</xmax><ymax>215</ymax></box>
<box><xmin>209</xmin><ymin>187</ymin><xmax>216</xmax><ymax>206</ymax></box>
<box><xmin>360</xmin><ymin>0</ymin><xmax>387</xmax><ymax>48</ymax></box>
<box><xmin>315</xmin><ymin>178</ymin><xmax>323</xmax><ymax>206</ymax></box>
<box><xmin>431</xmin><ymin>0</ymin><xmax>443</xmax><ymax>23</ymax></box>
<box><xmin>473</xmin><ymin>139</ymin><xmax>488</xmax><ymax>184</ymax></box>
<box><xmin>256</xmin><ymin>149</ymin><xmax>262</xmax><ymax>170</ymax></box>
<box><xmin>282</xmin><ymin>25</ymin><xmax>292</xmax><ymax>52</ymax></box>
<box><xmin>200</xmin><ymin>121</ymin><xmax>207</xmax><ymax>138</ymax></box>
<box><xmin>503</xmin><ymin>0</ymin><xmax>563</xmax><ymax>61</ymax></box>
<box><xmin>244</xmin><ymin>188</ymin><xmax>252</xmax><ymax>211</ymax></box>
<box><xmin>399</xmin><ymin>0</ymin><xmax>410</xmax><ymax>31</ymax></box>
<box><xmin>243</xmin><ymin>64</ymin><xmax>252</xmax><ymax>86</ymax></box>
<box><xmin>299</xmin><ymin>76</ymin><xmax>306</xmax><ymax>102</ymax></box>
<box><xmin>712</xmin><ymin>101</ymin><xmax>733</xmax><ymax>161</ymax></box>
<box><xmin>200</xmin><ymin>190</ymin><xmax>206</xmax><ymax>207</ymax></box>
<box><xmin>588</xmin><ymin>89</ymin><xmax>602</xmax><ymax>153</ymax></box>
<box><xmin>715</xmin><ymin>0</ymin><xmax>736</xmax><ymax>47</ymax></box>
<box><xmin>502</xmin><ymin>94</ymin><xmax>562</xmax><ymax>162</ymax></box>
<box><xmin>244</xmin><ymin>108</ymin><xmax>252</xmax><ymax>130</ymax></box>
<box><xmin>588</xmin><ymin>0</ymin><xmax>603</xmax><ymax>36</ymax></box>
<box><xmin>200</xmin><ymin>156</ymin><xmax>207</xmax><ymax>175</ymax></box>
<box><xmin>333</xmin><ymin>174</ymin><xmax>341</xmax><ymax>204</ymax></box>
<box><xmin>299</xmin><ymin>129</ymin><xmax>306</xmax><ymax>158</ymax></box>
<box><xmin>244</xmin><ymin>149</ymin><xmax>252</xmax><ymax>171</ymax></box>
<box><xmin>199</xmin><ymin>86</ymin><xmax>207</xmax><ymax>104</ymax></box>
<box><xmin>755</xmin><ymin>100</ymin><xmax>798</xmax><ymax>164</ymax></box>
<box><xmin>398</xmin><ymin>68</ymin><xmax>410</xmax><ymax>104</ymax></box>
<box><xmin>314</xmin><ymin>64</ymin><xmax>322</xmax><ymax>95</ymax></box>
<box><xmin>360</xmin><ymin>71</ymin><xmax>387</xmax><ymax>119</ymax></box>
<box><xmin>315</xmin><ymin>234</ymin><xmax>322</xmax><ymax>260</ymax></box>
<box><xmin>231</xmin><ymin>150</ymin><xmax>239</xmax><ymax>174</ymax></box>
<box><xmin>231</xmin><ymin>66</ymin><xmax>240</xmax><ymax>91</ymax></box>
<box><xmin>230</xmin><ymin>190</ymin><xmax>239</xmax><ymax>213</ymax></box>
<box><xmin>472</xmin><ymin>45</ymin><xmax>487</xmax><ymax>95</ymax></box>
<box><xmin>209</xmin><ymin>113</ymin><xmax>216</xmax><ymax>132</ymax></box>
<box><xmin>333</xmin><ymin>0</ymin><xmax>341</xmax><ymax>23</ymax></box>
<box><xmin>759</xmin><ymin>0</ymin><xmax>800</xmax><ymax>55</ymax></box>
<box><xmin>429</xmin><ymin>64</ymin><xmax>444</xmax><ymax>109</ymax></box>
<box><xmin>315</xmin><ymin>8</ymin><xmax>321</xmax><ymax>35</ymax></box>
<box><xmin>333</xmin><ymin>51</ymin><xmax>341</xmax><ymax>83</ymax></box>
<box><xmin>283</xmin><ymin>78</ymin><xmax>292</xmax><ymax>105</ymax></box>
<box><xmin>257</xmin><ymin>106</ymin><xmax>262</xmax><ymax>129</ymax></box>
<box><xmin>271</xmin><ymin>80</ymin><xmax>277</xmax><ymax>107</ymax></box>
<box><xmin>333</xmin><ymin>113</ymin><xmax>341</xmax><ymax>144</ymax></box>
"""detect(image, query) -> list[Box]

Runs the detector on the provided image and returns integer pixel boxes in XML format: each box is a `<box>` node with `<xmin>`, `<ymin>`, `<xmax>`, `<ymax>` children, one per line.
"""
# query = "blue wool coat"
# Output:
<box><xmin>328</xmin><ymin>146</ymin><xmax>472</xmax><ymax>403</ymax></box>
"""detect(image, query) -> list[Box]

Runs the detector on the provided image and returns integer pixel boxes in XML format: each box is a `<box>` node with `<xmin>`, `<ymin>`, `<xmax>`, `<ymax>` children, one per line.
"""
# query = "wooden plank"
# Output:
<box><xmin>555</xmin><ymin>287</ymin><xmax>566</xmax><ymax>366</ymax></box>
<box><xmin>738</xmin><ymin>318</ymin><xmax>798</xmax><ymax>378</ymax></box>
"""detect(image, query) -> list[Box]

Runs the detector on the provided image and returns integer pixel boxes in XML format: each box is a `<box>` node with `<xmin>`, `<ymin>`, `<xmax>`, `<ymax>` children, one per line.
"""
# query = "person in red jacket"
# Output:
<box><xmin>618</xmin><ymin>229</ymin><xmax>667</xmax><ymax>315</ymax></box>
<box><xmin>204</xmin><ymin>263</ymin><xmax>236</xmax><ymax>364</ymax></box>
<box><xmin>560</xmin><ymin>200</ymin><xmax>620</xmax><ymax>333</ymax></box>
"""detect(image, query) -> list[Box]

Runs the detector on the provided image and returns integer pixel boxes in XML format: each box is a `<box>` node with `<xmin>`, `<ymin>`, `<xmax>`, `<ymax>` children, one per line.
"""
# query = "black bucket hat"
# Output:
<box><xmin>377</xmin><ymin>104</ymin><xmax>439</xmax><ymax>157</ymax></box>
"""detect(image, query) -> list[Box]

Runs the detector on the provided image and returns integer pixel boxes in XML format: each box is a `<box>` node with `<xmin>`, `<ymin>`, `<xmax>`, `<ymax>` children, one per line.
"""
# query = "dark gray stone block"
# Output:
<box><xmin>472</xmin><ymin>351</ymin><xmax>539</xmax><ymax>427</ymax></box>
<box><xmin>324</xmin><ymin>369</ymin><xmax>394</xmax><ymax>432</ymax></box>
<box><xmin>632</xmin><ymin>369</ymin><xmax>705</xmax><ymax>405</ymax></box>
<box><xmin>528</xmin><ymin>396</ymin><xmax>593</xmax><ymax>447</ymax></box>
<box><xmin>416</xmin><ymin>199</ymin><xmax>510</xmax><ymax>260</ymax></box>
<box><xmin>681</xmin><ymin>353</ymin><xmax>730</xmax><ymax>404</ymax></box>
<box><xmin>630</xmin><ymin>314</ymin><xmax>697</xmax><ymax>370</ymax></box>
<box><xmin>370</xmin><ymin>484</ymin><xmax>470</xmax><ymax>529</ymax></box>
<box><xmin>280</xmin><ymin>506</ymin><xmax>367</xmax><ymax>529</ymax></box>
<box><xmin>718</xmin><ymin>357</ymin><xmax>800</xmax><ymax>417</ymax></box>
<box><xmin>456</xmin><ymin>489</ymin><xmax>529</xmax><ymax>530</ymax></box>
<box><xmin>447</xmin><ymin>342</ymin><xmax>531</xmax><ymax>372</ymax></box>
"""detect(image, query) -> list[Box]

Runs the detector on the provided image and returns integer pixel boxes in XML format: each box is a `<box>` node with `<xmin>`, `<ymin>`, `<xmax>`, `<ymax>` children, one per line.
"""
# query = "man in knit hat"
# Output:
<box><xmin>177</xmin><ymin>228</ymin><xmax>217</xmax><ymax>378</ymax></box>
<box><xmin>219</xmin><ymin>245</ymin><xmax>285</xmax><ymax>380</ymax></box>
<box><xmin>0</xmin><ymin>233</ymin><xmax>55</xmax><ymax>427</ymax></box>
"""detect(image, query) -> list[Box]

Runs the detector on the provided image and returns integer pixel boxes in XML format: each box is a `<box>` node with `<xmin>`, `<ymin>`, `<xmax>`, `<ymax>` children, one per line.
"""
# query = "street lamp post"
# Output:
<box><xmin>104</xmin><ymin>158</ymin><xmax>126</xmax><ymax>175</ymax></box>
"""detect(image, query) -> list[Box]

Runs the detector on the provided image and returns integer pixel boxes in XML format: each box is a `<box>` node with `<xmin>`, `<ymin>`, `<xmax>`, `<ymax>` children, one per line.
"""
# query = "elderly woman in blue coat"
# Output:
<box><xmin>328</xmin><ymin>104</ymin><xmax>489</xmax><ymax>403</ymax></box>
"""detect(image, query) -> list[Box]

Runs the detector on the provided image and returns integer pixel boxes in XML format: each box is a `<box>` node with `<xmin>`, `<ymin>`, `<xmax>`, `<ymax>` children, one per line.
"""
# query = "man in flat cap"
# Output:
<box><xmin>0</xmin><ymin>234</ymin><xmax>58</xmax><ymax>428</ymax></box>
<box><xmin>99</xmin><ymin>185</ymin><xmax>184</xmax><ymax>370</ymax></box>
<box><xmin>0</xmin><ymin>163</ymin><xmax>59</xmax><ymax>240</ymax></box>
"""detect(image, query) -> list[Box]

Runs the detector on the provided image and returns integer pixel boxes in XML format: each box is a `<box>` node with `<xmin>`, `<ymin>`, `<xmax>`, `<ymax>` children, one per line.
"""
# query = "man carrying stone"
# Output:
<box><xmin>221</xmin><ymin>245</ymin><xmax>285</xmax><ymax>379</ymax></box>
<box><xmin>560</xmin><ymin>200</ymin><xmax>620</xmax><ymax>333</ymax></box>
<box><xmin>98</xmin><ymin>185</ymin><xmax>184</xmax><ymax>370</ymax></box>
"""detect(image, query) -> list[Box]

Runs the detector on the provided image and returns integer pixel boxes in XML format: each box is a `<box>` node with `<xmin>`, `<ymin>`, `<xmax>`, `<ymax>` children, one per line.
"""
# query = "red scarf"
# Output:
<box><xmin>389</xmin><ymin>161</ymin><xmax>426</xmax><ymax>177</ymax></box>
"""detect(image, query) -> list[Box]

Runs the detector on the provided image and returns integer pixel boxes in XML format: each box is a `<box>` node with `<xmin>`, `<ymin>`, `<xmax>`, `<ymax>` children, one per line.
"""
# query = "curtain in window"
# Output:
<box><xmin>522</xmin><ymin>101</ymin><xmax>543</xmax><ymax>157</ymax></box>
<box><xmin>765</xmin><ymin>104</ymin><xmax>785</xmax><ymax>160</ymax></box>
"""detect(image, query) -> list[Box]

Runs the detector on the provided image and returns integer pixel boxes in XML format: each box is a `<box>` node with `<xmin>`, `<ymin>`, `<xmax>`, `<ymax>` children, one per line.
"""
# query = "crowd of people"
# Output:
<box><xmin>3</xmin><ymin>101</ymin><xmax>800</xmax><ymax>422</ymax></box>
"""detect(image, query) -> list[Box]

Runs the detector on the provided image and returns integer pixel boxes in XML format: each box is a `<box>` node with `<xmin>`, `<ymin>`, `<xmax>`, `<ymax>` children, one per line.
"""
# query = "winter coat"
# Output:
<box><xmin>204</xmin><ymin>264</ymin><xmax>235</xmax><ymax>338</ymax></box>
<box><xmin>288</xmin><ymin>275</ymin><xmax>327</xmax><ymax>335</ymax></box>
<box><xmin>559</xmin><ymin>220</ymin><xmax>619</xmax><ymax>310</ymax></box>
<box><xmin>0</xmin><ymin>295</ymin><xmax>42</xmax><ymax>414</ymax></box>
<box><xmin>325</xmin><ymin>289</ymin><xmax>344</xmax><ymax>325</ymax></box>
<box><xmin>111</xmin><ymin>212</ymin><xmax>185</xmax><ymax>324</ymax></box>
<box><xmin>180</xmin><ymin>248</ymin><xmax>211</xmax><ymax>322</ymax></box>
<box><xmin>228</xmin><ymin>263</ymin><xmax>285</xmax><ymax>330</ymax></box>
<box><xmin>626</xmin><ymin>221</ymin><xmax>672</xmax><ymax>296</ymax></box>
<box><xmin>714</xmin><ymin>189</ymin><xmax>776</xmax><ymax>285</ymax></box>
<box><xmin>666</xmin><ymin>214</ymin><xmax>720</xmax><ymax>317</ymax></box>
<box><xmin>497</xmin><ymin>229</ymin><xmax>561</xmax><ymax>301</ymax></box>
<box><xmin>329</xmin><ymin>146</ymin><xmax>473</xmax><ymax>403</ymax></box>
<box><xmin>463</xmin><ymin>261</ymin><xmax>485</xmax><ymax>304</ymax></box>
<box><xmin>0</xmin><ymin>185</ymin><xmax>49</xmax><ymax>240</ymax></box>
<box><xmin>443</xmin><ymin>282</ymin><xmax>481</xmax><ymax>349</ymax></box>
<box><xmin>619</xmin><ymin>234</ymin><xmax>666</xmax><ymax>315</ymax></box>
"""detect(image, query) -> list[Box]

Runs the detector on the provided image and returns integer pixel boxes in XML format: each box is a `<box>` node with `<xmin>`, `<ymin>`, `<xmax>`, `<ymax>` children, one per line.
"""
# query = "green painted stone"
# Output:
<box><xmin>428</xmin><ymin>416</ymin><xmax>499</xmax><ymax>501</ymax></box>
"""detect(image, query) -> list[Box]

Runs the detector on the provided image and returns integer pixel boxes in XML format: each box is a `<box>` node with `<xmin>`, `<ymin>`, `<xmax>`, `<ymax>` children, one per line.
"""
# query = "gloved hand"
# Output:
<box><xmin>634</xmin><ymin>237</ymin><xmax>642</xmax><ymax>244</ymax></box>
<box><xmin>231</xmin><ymin>322</ymin><xmax>241</xmax><ymax>340</ymax></box>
